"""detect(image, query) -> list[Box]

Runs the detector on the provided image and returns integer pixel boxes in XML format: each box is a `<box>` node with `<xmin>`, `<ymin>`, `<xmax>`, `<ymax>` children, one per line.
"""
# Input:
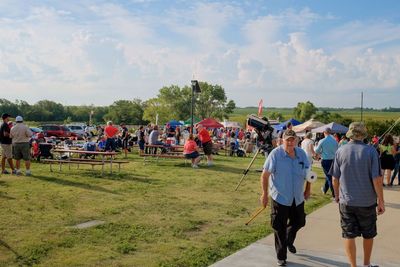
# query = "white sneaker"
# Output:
<box><xmin>207</xmin><ymin>162</ymin><xmax>213</xmax><ymax>166</ymax></box>
<box><xmin>26</xmin><ymin>170</ymin><xmax>32</xmax><ymax>176</ymax></box>
<box><xmin>192</xmin><ymin>164</ymin><xmax>199</xmax><ymax>168</ymax></box>
<box><xmin>15</xmin><ymin>169</ymin><xmax>22</xmax><ymax>175</ymax></box>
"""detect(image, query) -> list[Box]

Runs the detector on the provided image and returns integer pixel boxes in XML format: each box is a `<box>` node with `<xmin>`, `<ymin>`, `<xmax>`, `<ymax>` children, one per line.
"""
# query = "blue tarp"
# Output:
<box><xmin>273</xmin><ymin>118</ymin><xmax>302</xmax><ymax>131</ymax></box>
<box><xmin>311</xmin><ymin>122</ymin><xmax>349</xmax><ymax>134</ymax></box>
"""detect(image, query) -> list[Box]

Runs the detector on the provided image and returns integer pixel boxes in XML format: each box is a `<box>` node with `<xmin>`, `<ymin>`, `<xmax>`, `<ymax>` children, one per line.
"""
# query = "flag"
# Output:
<box><xmin>258</xmin><ymin>99</ymin><xmax>263</xmax><ymax>117</ymax></box>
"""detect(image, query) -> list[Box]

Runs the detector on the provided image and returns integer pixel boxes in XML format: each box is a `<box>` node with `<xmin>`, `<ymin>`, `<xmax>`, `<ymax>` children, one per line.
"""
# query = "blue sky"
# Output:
<box><xmin>0</xmin><ymin>0</ymin><xmax>399</xmax><ymax>108</ymax></box>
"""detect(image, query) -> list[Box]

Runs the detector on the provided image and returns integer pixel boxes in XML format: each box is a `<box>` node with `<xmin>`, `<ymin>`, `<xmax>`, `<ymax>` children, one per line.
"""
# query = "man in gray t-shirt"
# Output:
<box><xmin>330</xmin><ymin>122</ymin><xmax>384</xmax><ymax>267</ymax></box>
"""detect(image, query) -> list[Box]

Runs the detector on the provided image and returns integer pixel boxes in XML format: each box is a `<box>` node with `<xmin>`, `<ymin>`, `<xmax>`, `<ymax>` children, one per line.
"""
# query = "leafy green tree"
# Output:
<box><xmin>104</xmin><ymin>99</ymin><xmax>146</xmax><ymax>125</ymax></box>
<box><xmin>268</xmin><ymin>111</ymin><xmax>283</xmax><ymax>120</ymax></box>
<box><xmin>293</xmin><ymin>101</ymin><xmax>318</xmax><ymax>122</ymax></box>
<box><xmin>365</xmin><ymin>119</ymin><xmax>400</xmax><ymax>137</ymax></box>
<box><xmin>195</xmin><ymin>82</ymin><xmax>235</xmax><ymax>120</ymax></box>
<box><xmin>0</xmin><ymin>98</ymin><xmax>19</xmax><ymax>117</ymax></box>
<box><xmin>314</xmin><ymin>111</ymin><xmax>331</xmax><ymax>123</ymax></box>
<box><xmin>142</xmin><ymin>98</ymin><xmax>171</xmax><ymax>125</ymax></box>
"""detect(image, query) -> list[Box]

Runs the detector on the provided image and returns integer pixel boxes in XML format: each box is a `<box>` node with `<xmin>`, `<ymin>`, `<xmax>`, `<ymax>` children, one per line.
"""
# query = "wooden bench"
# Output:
<box><xmin>139</xmin><ymin>152</ymin><xmax>187</xmax><ymax>164</ymax></box>
<box><xmin>68</xmin><ymin>158</ymin><xmax>129</xmax><ymax>171</ymax></box>
<box><xmin>42</xmin><ymin>159</ymin><xmax>105</xmax><ymax>174</ymax></box>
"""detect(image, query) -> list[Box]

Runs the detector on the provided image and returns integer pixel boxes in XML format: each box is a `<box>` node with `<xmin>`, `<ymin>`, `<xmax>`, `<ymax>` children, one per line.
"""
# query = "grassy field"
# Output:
<box><xmin>0</xmin><ymin>151</ymin><xmax>331</xmax><ymax>267</ymax></box>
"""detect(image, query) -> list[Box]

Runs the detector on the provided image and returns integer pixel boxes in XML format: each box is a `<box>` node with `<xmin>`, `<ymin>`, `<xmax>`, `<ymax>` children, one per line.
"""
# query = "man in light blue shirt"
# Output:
<box><xmin>260</xmin><ymin>129</ymin><xmax>311</xmax><ymax>266</ymax></box>
<box><xmin>315</xmin><ymin>127</ymin><xmax>338</xmax><ymax>198</ymax></box>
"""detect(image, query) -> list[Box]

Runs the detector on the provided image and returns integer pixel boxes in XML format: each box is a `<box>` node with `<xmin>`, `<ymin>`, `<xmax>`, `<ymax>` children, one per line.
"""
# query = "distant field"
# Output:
<box><xmin>230</xmin><ymin>107</ymin><xmax>400</xmax><ymax>123</ymax></box>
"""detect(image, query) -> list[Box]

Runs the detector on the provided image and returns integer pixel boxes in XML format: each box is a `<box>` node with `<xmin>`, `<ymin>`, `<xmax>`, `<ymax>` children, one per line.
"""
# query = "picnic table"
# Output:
<box><xmin>141</xmin><ymin>144</ymin><xmax>203</xmax><ymax>164</ymax></box>
<box><xmin>50</xmin><ymin>149</ymin><xmax>123</xmax><ymax>175</ymax></box>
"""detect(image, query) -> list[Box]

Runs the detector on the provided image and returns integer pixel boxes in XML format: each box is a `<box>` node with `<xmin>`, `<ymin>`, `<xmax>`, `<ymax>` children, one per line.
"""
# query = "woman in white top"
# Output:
<box><xmin>301</xmin><ymin>132</ymin><xmax>316</xmax><ymax>169</ymax></box>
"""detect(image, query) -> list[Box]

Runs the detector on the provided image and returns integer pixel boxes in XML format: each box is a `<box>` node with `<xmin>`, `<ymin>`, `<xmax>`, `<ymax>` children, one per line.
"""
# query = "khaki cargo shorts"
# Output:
<box><xmin>1</xmin><ymin>144</ymin><xmax>12</xmax><ymax>158</ymax></box>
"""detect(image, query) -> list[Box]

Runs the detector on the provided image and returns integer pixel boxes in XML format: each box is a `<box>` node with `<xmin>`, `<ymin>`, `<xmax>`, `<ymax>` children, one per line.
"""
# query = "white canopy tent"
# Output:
<box><xmin>292</xmin><ymin>119</ymin><xmax>325</xmax><ymax>133</ymax></box>
<box><xmin>223</xmin><ymin>121</ymin><xmax>242</xmax><ymax>128</ymax></box>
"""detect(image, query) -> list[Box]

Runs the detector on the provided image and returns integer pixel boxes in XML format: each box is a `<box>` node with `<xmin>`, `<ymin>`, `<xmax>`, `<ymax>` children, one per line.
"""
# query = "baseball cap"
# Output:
<box><xmin>15</xmin><ymin>116</ymin><xmax>23</xmax><ymax>122</ymax></box>
<box><xmin>1</xmin><ymin>113</ymin><xmax>11</xmax><ymax>120</ymax></box>
<box><xmin>283</xmin><ymin>129</ymin><xmax>297</xmax><ymax>140</ymax></box>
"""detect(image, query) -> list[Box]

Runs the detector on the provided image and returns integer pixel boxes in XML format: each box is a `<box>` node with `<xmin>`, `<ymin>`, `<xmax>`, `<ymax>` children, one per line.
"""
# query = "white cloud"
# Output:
<box><xmin>0</xmin><ymin>2</ymin><xmax>398</xmax><ymax>108</ymax></box>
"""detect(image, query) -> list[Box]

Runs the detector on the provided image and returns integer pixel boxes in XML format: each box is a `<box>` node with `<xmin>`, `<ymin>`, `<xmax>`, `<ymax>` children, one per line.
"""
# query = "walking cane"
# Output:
<box><xmin>245</xmin><ymin>206</ymin><xmax>266</xmax><ymax>225</ymax></box>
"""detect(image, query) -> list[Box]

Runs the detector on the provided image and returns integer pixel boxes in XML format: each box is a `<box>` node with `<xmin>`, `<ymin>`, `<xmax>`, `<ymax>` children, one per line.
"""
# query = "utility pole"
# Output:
<box><xmin>360</xmin><ymin>92</ymin><xmax>363</xmax><ymax>122</ymax></box>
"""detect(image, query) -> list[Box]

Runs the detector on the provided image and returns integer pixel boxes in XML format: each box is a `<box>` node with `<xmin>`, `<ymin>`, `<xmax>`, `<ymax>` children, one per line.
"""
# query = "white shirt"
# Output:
<box><xmin>301</xmin><ymin>138</ymin><xmax>314</xmax><ymax>159</ymax></box>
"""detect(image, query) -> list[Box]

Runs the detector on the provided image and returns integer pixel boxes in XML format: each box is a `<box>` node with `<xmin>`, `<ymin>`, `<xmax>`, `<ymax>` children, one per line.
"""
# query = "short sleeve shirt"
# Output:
<box><xmin>104</xmin><ymin>126</ymin><xmax>119</xmax><ymax>138</ymax></box>
<box><xmin>263</xmin><ymin>146</ymin><xmax>310</xmax><ymax>206</ymax></box>
<box><xmin>183</xmin><ymin>140</ymin><xmax>197</xmax><ymax>154</ymax></box>
<box><xmin>0</xmin><ymin>122</ymin><xmax>12</xmax><ymax>144</ymax></box>
<box><xmin>330</xmin><ymin>141</ymin><xmax>381</xmax><ymax>207</ymax></box>
<box><xmin>198</xmin><ymin>128</ymin><xmax>211</xmax><ymax>144</ymax></box>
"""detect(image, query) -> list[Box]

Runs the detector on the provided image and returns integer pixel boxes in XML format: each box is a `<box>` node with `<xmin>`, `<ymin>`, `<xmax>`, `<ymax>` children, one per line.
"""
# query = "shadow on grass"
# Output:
<box><xmin>0</xmin><ymin>239</ymin><xmax>28</xmax><ymax>265</ymax></box>
<box><xmin>0</xmin><ymin>192</ymin><xmax>15</xmax><ymax>200</ymax></box>
<box><xmin>31</xmin><ymin>174</ymin><xmax>118</xmax><ymax>194</ymax></box>
<box><xmin>171</xmin><ymin>162</ymin><xmax>249</xmax><ymax>175</ymax></box>
<box><xmin>84</xmin><ymin>171</ymin><xmax>158</xmax><ymax>184</ymax></box>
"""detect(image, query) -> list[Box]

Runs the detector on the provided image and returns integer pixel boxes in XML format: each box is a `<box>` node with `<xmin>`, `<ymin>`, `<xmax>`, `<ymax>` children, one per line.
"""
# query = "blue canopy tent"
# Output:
<box><xmin>273</xmin><ymin>118</ymin><xmax>302</xmax><ymax>131</ymax></box>
<box><xmin>167</xmin><ymin>120</ymin><xmax>183</xmax><ymax>129</ymax></box>
<box><xmin>311</xmin><ymin>122</ymin><xmax>349</xmax><ymax>134</ymax></box>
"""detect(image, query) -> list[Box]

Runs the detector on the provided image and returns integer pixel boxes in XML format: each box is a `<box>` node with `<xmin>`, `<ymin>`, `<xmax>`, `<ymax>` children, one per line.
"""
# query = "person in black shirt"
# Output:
<box><xmin>0</xmin><ymin>113</ymin><xmax>16</xmax><ymax>174</ymax></box>
<box><xmin>120</xmin><ymin>123</ymin><xmax>130</xmax><ymax>158</ymax></box>
<box><xmin>138</xmin><ymin>126</ymin><xmax>145</xmax><ymax>155</ymax></box>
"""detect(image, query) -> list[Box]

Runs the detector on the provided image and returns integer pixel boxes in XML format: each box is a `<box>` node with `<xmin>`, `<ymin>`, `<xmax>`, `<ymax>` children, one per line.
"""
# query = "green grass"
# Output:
<box><xmin>0</xmin><ymin>152</ymin><xmax>331</xmax><ymax>267</ymax></box>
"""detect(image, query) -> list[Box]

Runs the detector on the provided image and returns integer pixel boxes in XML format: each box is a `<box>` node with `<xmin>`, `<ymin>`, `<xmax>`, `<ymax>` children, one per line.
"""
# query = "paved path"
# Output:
<box><xmin>211</xmin><ymin>187</ymin><xmax>400</xmax><ymax>267</ymax></box>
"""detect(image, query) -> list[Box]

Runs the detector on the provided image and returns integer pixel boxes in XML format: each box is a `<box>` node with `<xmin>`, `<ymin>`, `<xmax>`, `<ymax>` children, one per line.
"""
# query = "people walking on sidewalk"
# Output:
<box><xmin>331</xmin><ymin>122</ymin><xmax>385</xmax><ymax>267</ymax></box>
<box><xmin>260</xmin><ymin>129</ymin><xmax>311</xmax><ymax>266</ymax></box>
<box><xmin>315</xmin><ymin>127</ymin><xmax>338</xmax><ymax>198</ymax></box>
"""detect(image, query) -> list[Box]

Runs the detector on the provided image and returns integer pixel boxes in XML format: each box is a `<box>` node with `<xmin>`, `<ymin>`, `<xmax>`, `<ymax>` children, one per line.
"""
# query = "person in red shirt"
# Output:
<box><xmin>104</xmin><ymin>121</ymin><xmax>119</xmax><ymax>151</ymax></box>
<box><xmin>196</xmin><ymin>124</ymin><xmax>213</xmax><ymax>166</ymax></box>
<box><xmin>183</xmin><ymin>133</ymin><xmax>201</xmax><ymax>168</ymax></box>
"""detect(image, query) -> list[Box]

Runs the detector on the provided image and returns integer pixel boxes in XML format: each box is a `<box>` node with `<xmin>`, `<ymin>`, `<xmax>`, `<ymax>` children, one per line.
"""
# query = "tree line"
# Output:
<box><xmin>0</xmin><ymin>82</ymin><xmax>235</xmax><ymax>125</ymax></box>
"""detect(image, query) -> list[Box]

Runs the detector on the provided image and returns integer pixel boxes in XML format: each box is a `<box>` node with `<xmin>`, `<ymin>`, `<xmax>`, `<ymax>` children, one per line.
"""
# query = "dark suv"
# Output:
<box><xmin>41</xmin><ymin>125</ymin><xmax>73</xmax><ymax>139</ymax></box>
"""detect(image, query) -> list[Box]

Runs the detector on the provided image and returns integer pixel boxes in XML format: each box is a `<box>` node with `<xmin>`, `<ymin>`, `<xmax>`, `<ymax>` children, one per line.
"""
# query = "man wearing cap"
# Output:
<box><xmin>315</xmin><ymin>127</ymin><xmax>338</xmax><ymax>198</ymax></box>
<box><xmin>10</xmin><ymin>116</ymin><xmax>33</xmax><ymax>176</ymax></box>
<box><xmin>330</xmin><ymin>122</ymin><xmax>384</xmax><ymax>267</ymax></box>
<box><xmin>0</xmin><ymin>113</ymin><xmax>16</xmax><ymax>174</ymax></box>
<box><xmin>260</xmin><ymin>129</ymin><xmax>311</xmax><ymax>266</ymax></box>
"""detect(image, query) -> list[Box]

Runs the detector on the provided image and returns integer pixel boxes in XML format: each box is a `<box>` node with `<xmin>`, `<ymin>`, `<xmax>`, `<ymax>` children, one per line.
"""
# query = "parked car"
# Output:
<box><xmin>40</xmin><ymin>125</ymin><xmax>72</xmax><ymax>139</ymax></box>
<box><xmin>66</xmin><ymin>124</ymin><xmax>86</xmax><ymax>139</ymax></box>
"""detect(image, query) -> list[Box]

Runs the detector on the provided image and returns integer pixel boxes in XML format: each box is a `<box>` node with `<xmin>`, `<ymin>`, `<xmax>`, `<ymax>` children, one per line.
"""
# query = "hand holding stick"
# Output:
<box><xmin>245</xmin><ymin>206</ymin><xmax>266</xmax><ymax>225</ymax></box>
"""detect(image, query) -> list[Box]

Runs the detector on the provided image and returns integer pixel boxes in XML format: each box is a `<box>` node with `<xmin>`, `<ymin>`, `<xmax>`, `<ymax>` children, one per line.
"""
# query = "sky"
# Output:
<box><xmin>0</xmin><ymin>0</ymin><xmax>399</xmax><ymax>108</ymax></box>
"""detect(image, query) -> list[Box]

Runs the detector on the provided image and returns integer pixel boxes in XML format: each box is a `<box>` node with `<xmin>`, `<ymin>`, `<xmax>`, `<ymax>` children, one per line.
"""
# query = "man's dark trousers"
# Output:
<box><xmin>271</xmin><ymin>199</ymin><xmax>306</xmax><ymax>261</ymax></box>
<box><xmin>321</xmin><ymin>159</ymin><xmax>334</xmax><ymax>197</ymax></box>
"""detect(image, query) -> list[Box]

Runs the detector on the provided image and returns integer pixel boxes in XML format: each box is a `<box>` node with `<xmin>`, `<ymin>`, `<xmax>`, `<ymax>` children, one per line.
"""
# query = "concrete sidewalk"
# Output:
<box><xmin>211</xmin><ymin>187</ymin><xmax>400</xmax><ymax>267</ymax></box>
